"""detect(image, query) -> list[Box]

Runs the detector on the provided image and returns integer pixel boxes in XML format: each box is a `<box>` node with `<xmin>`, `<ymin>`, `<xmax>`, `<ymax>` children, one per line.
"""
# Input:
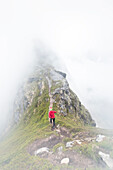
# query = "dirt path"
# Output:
<box><xmin>46</xmin><ymin>77</ymin><xmax>53</xmax><ymax>112</ymax></box>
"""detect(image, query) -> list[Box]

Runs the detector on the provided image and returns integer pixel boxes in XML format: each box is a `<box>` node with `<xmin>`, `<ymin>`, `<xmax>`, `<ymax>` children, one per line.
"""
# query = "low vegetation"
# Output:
<box><xmin>0</xmin><ymin>68</ymin><xmax>113</xmax><ymax>170</ymax></box>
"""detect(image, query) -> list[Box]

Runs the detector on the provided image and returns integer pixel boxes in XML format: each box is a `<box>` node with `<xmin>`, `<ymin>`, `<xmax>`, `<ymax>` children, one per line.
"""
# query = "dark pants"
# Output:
<box><xmin>50</xmin><ymin>118</ymin><xmax>55</xmax><ymax>128</ymax></box>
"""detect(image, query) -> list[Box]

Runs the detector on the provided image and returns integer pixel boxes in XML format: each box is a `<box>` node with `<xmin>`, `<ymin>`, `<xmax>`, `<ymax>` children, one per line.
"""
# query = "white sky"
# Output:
<box><xmin>0</xmin><ymin>0</ymin><xmax>113</xmax><ymax>131</ymax></box>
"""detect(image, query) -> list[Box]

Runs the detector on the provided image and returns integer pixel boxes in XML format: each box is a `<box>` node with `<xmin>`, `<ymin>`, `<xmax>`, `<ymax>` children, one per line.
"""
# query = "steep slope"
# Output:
<box><xmin>13</xmin><ymin>64</ymin><xmax>95</xmax><ymax>127</ymax></box>
<box><xmin>0</xmin><ymin>64</ymin><xmax>113</xmax><ymax>170</ymax></box>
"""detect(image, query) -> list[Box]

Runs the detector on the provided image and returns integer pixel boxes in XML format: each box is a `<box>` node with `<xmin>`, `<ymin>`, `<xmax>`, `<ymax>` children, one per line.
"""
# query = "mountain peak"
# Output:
<box><xmin>13</xmin><ymin>65</ymin><xmax>96</xmax><ymax>127</ymax></box>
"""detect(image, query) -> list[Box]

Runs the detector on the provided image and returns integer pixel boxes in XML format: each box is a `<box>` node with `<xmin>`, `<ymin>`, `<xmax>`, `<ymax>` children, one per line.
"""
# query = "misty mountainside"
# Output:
<box><xmin>0</xmin><ymin>64</ymin><xmax>113</xmax><ymax>170</ymax></box>
<box><xmin>13</xmin><ymin>64</ymin><xmax>95</xmax><ymax>127</ymax></box>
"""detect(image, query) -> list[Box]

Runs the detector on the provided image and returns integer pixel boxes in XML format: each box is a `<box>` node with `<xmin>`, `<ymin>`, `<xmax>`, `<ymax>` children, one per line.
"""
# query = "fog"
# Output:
<box><xmin>0</xmin><ymin>0</ymin><xmax>113</xmax><ymax>133</ymax></box>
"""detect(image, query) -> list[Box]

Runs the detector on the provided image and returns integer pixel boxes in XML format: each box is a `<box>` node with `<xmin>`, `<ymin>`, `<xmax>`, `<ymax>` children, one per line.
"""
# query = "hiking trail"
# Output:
<box><xmin>46</xmin><ymin>77</ymin><xmax>54</xmax><ymax>112</ymax></box>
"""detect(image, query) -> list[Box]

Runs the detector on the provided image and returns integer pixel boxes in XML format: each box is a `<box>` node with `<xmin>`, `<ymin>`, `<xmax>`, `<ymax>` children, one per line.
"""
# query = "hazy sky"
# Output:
<box><xmin>0</xmin><ymin>0</ymin><xmax>113</xmax><ymax>131</ymax></box>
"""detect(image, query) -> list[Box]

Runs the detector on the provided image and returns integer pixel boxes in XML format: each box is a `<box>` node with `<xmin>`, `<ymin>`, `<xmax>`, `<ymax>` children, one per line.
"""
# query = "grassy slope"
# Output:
<box><xmin>0</xmin><ymin>80</ymin><xmax>74</xmax><ymax>169</ymax></box>
<box><xmin>1</xmin><ymin>106</ymin><xmax>113</xmax><ymax>170</ymax></box>
<box><xmin>0</xmin><ymin>78</ymin><xmax>113</xmax><ymax>169</ymax></box>
<box><xmin>0</xmin><ymin>84</ymin><xmax>53</xmax><ymax>169</ymax></box>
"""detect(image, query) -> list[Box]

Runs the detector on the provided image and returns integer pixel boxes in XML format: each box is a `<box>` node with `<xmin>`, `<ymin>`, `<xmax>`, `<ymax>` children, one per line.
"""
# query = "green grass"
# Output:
<box><xmin>97</xmin><ymin>138</ymin><xmax>113</xmax><ymax>151</ymax></box>
<box><xmin>52</xmin><ymin>143</ymin><xmax>66</xmax><ymax>153</ymax></box>
<box><xmin>0</xmin><ymin>85</ymin><xmax>54</xmax><ymax>169</ymax></box>
<box><xmin>96</xmin><ymin>137</ymin><xmax>113</xmax><ymax>159</ymax></box>
<box><xmin>73</xmin><ymin>143</ymin><xmax>101</xmax><ymax>164</ymax></box>
<box><xmin>1</xmin><ymin>75</ymin><xmax>113</xmax><ymax>169</ymax></box>
<box><xmin>0</xmin><ymin>80</ymin><xmax>82</xmax><ymax>169</ymax></box>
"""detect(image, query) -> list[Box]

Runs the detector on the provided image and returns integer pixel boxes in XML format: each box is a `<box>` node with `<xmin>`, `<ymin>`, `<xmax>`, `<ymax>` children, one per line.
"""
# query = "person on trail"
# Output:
<box><xmin>49</xmin><ymin>107</ymin><xmax>56</xmax><ymax>129</ymax></box>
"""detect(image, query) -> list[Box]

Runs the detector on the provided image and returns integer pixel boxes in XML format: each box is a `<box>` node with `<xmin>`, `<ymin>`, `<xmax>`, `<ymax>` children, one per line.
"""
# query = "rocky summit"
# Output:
<box><xmin>0</xmin><ymin>64</ymin><xmax>113</xmax><ymax>170</ymax></box>
<box><xmin>13</xmin><ymin>64</ymin><xmax>96</xmax><ymax>127</ymax></box>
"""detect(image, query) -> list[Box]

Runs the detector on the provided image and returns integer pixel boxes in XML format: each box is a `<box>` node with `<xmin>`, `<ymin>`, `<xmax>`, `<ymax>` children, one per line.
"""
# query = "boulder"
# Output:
<box><xmin>75</xmin><ymin>140</ymin><xmax>82</xmax><ymax>145</ymax></box>
<box><xmin>99</xmin><ymin>151</ymin><xmax>113</xmax><ymax>169</ymax></box>
<box><xmin>96</xmin><ymin>135</ymin><xmax>105</xmax><ymax>142</ymax></box>
<box><xmin>34</xmin><ymin>147</ymin><xmax>49</xmax><ymax>156</ymax></box>
<box><xmin>66</xmin><ymin>141</ymin><xmax>74</xmax><ymax>148</ymax></box>
<box><xmin>61</xmin><ymin>158</ymin><xmax>69</xmax><ymax>165</ymax></box>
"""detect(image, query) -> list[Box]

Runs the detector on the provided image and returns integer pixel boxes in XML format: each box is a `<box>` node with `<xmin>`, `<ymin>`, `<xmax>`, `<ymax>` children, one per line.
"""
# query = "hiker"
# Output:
<box><xmin>49</xmin><ymin>107</ymin><xmax>56</xmax><ymax>129</ymax></box>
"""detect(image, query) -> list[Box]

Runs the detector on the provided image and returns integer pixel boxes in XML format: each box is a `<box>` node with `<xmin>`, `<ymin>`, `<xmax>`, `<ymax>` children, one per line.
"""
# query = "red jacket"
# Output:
<box><xmin>49</xmin><ymin>111</ymin><xmax>56</xmax><ymax>119</ymax></box>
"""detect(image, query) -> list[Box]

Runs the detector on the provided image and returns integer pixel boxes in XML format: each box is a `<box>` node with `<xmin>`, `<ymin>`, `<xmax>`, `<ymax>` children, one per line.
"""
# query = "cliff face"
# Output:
<box><xmin>13</xmin><ymin>64</ymin><xmax>96</xmax><ymax>127</ymax></box>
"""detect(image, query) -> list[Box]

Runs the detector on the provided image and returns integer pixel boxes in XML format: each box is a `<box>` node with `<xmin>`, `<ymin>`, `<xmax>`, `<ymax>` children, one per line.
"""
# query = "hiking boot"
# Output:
<box><xmin>51</xmin><ymin>127</ymin><xmax>55</xmax><ymax>131</ymax></box>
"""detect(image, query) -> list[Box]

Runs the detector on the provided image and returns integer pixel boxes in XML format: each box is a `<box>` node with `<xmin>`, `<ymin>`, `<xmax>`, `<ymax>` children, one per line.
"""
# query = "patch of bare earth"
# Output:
<box><xmin>27</xmin><ymin>127</ymin><xmax>70</xmax><ymax>155</ymax></box>
<box><xmin>48</xmin><ymin>150</ymin><xmax>100</xmax><ymax>169</ymax></box>
<box><xmin>27</xmin><ymin>127</ymin><xmax>107</xmax><ymax>169</ymax></box>
<box><xmin>28</xmin><ymin>134</ymin><xmax>62</xmax><ymax>155</ymax></box>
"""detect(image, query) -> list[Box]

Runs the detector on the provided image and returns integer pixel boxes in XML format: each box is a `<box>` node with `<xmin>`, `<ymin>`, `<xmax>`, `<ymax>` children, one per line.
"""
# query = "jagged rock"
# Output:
<box><xmin>55</xmin><ymin>70</ymin><xmax>66</xmax><ymax>78</ymax></box>
<box><xmin>66</xmin><ymin>141</ymin><xmax>74</xmax><ymax>148</ymax></box>
<box><xmin>52</xmin><ymin>88</ymin><xmax>61</xmax><ymax>95</ymax></box>
<box><xmin>75</xmin><ymin>140</ymin><xmax>82</xmax><ymax>145</ymax></box>
<box><xmin>91</xmin><ymin>121</ymin><xmax>96</xmax><ymax>127</ymax></box>
<box><xmin>60</xmin><ymin>110</ymin><xmax>67</xmax><ymax>116</ymax></box>
<box><xmin>85</xmin><ymin>137</ymin><xmax>96</xmax><ymax>142</ymax></box>
<box><xmin>50</xmin><ymin>70</ymin><xmax>64</xmax><ymax>81</ymax></box>
<box><xmin>99</xmin><ymin>151</ymin><xmax>113</xmax><ymax>169</ymax></box>
<box><xmin>61</xmin><ymin>158</ymin><xmax>69</xmax><ymax>165</ymax></box>
<box><xmin>96</xmin><ymin>135</ymin><xmax>105</xmax><ymax>142</ymax></box>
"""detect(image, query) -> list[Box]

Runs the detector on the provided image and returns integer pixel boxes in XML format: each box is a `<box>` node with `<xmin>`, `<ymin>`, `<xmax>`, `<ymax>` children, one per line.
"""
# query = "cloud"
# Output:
<box><xmin>0</xmin><ymin>0</ymin><xmax>113</xmax><ymax>131</ymax></box>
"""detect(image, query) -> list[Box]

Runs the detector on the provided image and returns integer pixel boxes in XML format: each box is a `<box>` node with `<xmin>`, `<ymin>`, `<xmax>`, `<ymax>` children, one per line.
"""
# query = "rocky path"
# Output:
<box><xmin>28</xmin><ymin>77</ymin><xmax>113</xmax><ymax>169</ymax></box>
<box><xmin>46</xmin><ymin>77</ymin><xmax>54</xmax><ymax>112</ymax></box>
<box><xmin>28</xmin><ymin>129</ymin><xmax>103</xmax><ymax>169</ymax></box>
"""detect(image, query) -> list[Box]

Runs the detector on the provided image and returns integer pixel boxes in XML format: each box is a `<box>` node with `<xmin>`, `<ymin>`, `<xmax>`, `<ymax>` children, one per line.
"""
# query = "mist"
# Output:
<box><xmin>0</xmin><ymin>0</ymin><xmax>113</xmax><ymax>133</ymax></box>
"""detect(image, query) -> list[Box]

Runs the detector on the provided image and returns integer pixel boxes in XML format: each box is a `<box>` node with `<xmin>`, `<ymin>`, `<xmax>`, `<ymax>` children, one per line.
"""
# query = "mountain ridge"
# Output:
<box><xmin>0</xmin><ymin>64</ymin><xmax>113</xmax><ymax>170</ymax></box>
<box><xmin>13</xmin><ymin>64</ymin><xmax>96</xmax><ymax>127</ymax></box>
